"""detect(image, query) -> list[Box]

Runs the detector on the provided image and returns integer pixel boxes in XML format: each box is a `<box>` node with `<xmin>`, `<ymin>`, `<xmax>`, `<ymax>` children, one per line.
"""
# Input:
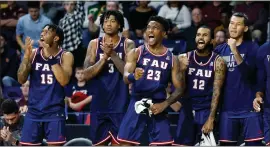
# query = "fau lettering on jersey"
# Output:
<box><xmin>95</xmin><ymin>37</ymin><xmax>127</xmax><ymax>88</ymax></box>
<box><xmin>28</xmin><ymin>47</ymin><xmax>66</xmax><ymax>119</ymax></box>
<box><xmin>91</xmin><ymin>37</ymin><xmax>129</xmax><ymax>113</ymax></box>
<box><xmin>132</xmin><ymin>45</ymin><xmax>173</xmax><ymax>100</ymax></box>
<box><xmin>184</xmin><ymin>51</ymin><xmax>219</xmax><ymax>110</ymax></box>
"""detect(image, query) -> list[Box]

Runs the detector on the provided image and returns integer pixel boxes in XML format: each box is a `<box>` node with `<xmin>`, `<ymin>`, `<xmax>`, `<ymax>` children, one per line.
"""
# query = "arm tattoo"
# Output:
<box><xmin>166</xmin><ymin>57</ymin><xmax>186</xmax><ymax>105</ymax></box>
<box><xmin>84</xmin><ymin>59</ymin><xmax>106</xmax><ymax>80</ymax></box>
<box><xmin>111</xmin><ymin>53</ymin><xmax>125</xmax><ymax>74</ymax></box>
<box><xmin>166</xmin><ymin>72</ymin><xmax>185</xmax><ymax>105</ymax></box>
<box><xmin>209</xmin><ymin>57</ymin><xmax>226</xmax><ymax>119</ymax></box>
<box><xmin>17</xmin><ymin>58</ymin><xmax>31</xmax><ymax>84</ymax></box>
<box><xmin>83</xmin><ymin>40</ymin><xmax>107</xmax><ymax>80</ymax></box>
<box><xmin>83</xmin><ymin>43</ymin><xmax>94</xmax><ymax>69</ymax></box>
<box><xmin>111</xmin><ymin>40</ymin><xmax>135</xmax><ymax>75</ymax></box>
<box><xmin>83</xmin><ymin>56</ymin><xmax>93</xmax><ymax>69</ymax></box>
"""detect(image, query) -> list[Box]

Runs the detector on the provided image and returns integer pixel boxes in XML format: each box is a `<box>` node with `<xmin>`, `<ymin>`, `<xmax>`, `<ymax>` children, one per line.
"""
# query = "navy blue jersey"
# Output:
<box><xmin>214</xmin><ymin>41</ymin><xmax>259</xmax><ymax>112</ymax></box>
<box><xmin>182</xmin><ymin>51</ymin><xmax>219</xmax><ymax>111</ymax></box>
<box><xmin>91</xmin><ymin>37</ymin><xmax>129</xmax><ymax>113</ymax></box>
<box><xmin>256</xmin><ymin>42</ymin><xmax>270</xmax><ymax>108</ymax></box>
<box><xmin>131</xmin><ymin>45</ymin><xmax>173</xmax><ymax>101</ymax></box>
<box><xmin>28</xmin><ymin>47</ymin><xmax>66</xmax><ymax>120</ymax></box>
<box><xmin>65</xmin><ymin>81</ymin><xmax>95</xmax><ymax>111</ymax></box>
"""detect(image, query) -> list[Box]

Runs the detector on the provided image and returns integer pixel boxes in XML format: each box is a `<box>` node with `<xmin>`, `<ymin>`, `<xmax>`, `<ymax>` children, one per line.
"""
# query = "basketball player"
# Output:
<box><xmin>83</xmin><ymin>10</ymin><xmax>135</xmax><ymax>146</ymax></box>
<box><xmin>174</xmin><ymin>26</ymin><xmax>226</xmax><ymax>145</ymax></box>
<box><xmin>253</xmin><ymin>42</ymin><xmax>270</xmax><ymax>145</ymax></box>
<box><xmin>17</xmin><ymin>24</ymin><xmax>74</xmax><ymax>145</ymax></box>
<box><xmin>215</xmin><ymin>12</ymin><xmax>263</xmax><ymax>146</ymax></box>
<box><xmin>117</xmin><ymin>16</ymin><xmax>185</xmax><ymax>146</ymax></box>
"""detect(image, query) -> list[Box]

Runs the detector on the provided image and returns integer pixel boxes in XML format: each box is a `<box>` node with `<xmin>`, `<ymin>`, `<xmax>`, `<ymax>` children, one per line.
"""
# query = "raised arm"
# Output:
<box><xmin>228</xmin><ymin>39</ymin><xmax>258</xmax><ymax>80</ymax></box>
<box><xmin>51</xmin><ymin>52</ymin><xmax>74</xmax><ymax>86</ymax></box>
<box><xmin>17</xmin><ymin>37</ymin><xmax>34</xmax><ymax>84</ymax></box>
<box><xmin>123</xmin><ymin>48</ymin><xmax>140</xmax><ymax>84</ymax></box>
<box><xmin>202</xmin><ymin>56</ymin><xmax>226</xmax><ymax>133</ymax></box>
<box><xmin>83</xmin><ymin>39</ymin><xmax>108</xmax><ymax>80</ymax></box>
<box><xmin>110</xmin><ymin>39</ymin><xmax>135</xmax><ymax>75</ymax></box>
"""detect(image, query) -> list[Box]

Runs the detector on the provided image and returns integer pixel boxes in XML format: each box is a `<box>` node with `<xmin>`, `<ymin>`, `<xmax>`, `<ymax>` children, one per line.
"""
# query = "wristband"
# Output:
<box><xmin>127</xmin><ymin>73</ymin><xmax>136</xmax><ymax>83</ymax></box>
<box><xmin>48</xmin><ymin>56</ymin><xmax>58</xmax><ymax>65</ymax></box>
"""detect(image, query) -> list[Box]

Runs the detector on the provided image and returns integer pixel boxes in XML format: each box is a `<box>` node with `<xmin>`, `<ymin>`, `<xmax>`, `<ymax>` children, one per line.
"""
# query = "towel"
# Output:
<box><xmin>199</xmin><ymin>132</ymin><xmax>216</xmax><ymax>146</ymax></box>
<box><xmin>134</xmin><ymin>98</ymin><xmax>153</xmax><ymax>117</ymax></box>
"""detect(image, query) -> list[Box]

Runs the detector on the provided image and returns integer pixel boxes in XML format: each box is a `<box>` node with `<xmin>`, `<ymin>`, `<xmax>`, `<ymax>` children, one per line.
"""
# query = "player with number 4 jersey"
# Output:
<box><xmin>83</xmin><ymin>10</ymin><xmax>135</xmax><ymax>146</ymax></box>
<box><xmin>18</xmin><ymin>24</ymin><xmax>74</xmax><ymax>146</ymax></box>
<box><xmin>174</xmin><ymin>26</ymin><xmax>226</xmax><ymax>145</ymax></box>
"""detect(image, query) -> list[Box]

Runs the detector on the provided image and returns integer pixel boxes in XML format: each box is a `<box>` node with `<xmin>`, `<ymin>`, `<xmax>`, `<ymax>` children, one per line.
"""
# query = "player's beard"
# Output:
<box><xmin>196</xmin><ymin>43</ymin><xmax>213</xmax><ymax>54</ymax></box>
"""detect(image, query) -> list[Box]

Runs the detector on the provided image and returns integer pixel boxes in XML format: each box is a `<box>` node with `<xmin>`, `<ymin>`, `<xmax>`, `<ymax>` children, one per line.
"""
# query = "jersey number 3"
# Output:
<box><xmin>41</xmin><ymin>74</ymin><xmax>53</xmax><ymax>84</ymax></box>
<box><xmin>108</xmin><ymin>63</ymin><xmax>114</xmax><ymax>73</ymax></box>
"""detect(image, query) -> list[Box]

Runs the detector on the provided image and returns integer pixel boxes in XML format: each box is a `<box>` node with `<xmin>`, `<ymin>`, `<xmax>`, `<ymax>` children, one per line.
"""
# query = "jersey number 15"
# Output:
<box><xmin>41</xmin><ymin>74</ymin><xmax>53</xmax><ymax>84</ymax></box>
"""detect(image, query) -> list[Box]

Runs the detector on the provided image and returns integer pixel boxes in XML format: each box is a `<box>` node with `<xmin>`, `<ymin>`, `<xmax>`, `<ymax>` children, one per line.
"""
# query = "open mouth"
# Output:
<box><xmin>148</xmin><ymin>35</ymin><xmax>155</xmax><ymax>42</ymax></box>
<box><xmin>198</xmin><ymin>40</ymin><xmax>205</xmax><ymax>45</ymax></box>
<box><xmin>230</xmin><ymin>30</ymin><xmax>237</xmax><ymax>34</ymax></box>
<box><xmin>40</xmin><ymin>36</ymin><xmax>44</xmax><ymax>41</ymax></box>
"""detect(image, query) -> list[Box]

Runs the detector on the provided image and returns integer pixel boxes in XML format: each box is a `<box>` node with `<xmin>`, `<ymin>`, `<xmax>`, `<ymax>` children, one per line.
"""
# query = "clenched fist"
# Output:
<box><xmin>227</xmin><ymin>38</ymin><xmax>237</xmax><ymax>52</ymax></box>
<box><xmin>134</xmin><ymin>68</ymin><xmax>144</xmax><ymax>80</ymax></box>
<box><xmin>178</xmin><ymin>54</ymin><xmax>189</xmax><ymax>71</ymax></box>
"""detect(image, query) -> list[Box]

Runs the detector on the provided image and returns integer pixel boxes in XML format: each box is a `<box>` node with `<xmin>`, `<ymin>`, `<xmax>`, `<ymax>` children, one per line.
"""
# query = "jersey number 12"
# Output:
<box><xmin>193</xmin><ymin>79</ymin><xmax>205</xmax><ymax>90</ymax></box>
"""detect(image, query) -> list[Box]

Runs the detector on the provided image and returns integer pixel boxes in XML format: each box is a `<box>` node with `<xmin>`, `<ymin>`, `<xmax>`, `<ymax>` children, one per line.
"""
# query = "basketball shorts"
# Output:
<box><xmin>20</xmin><ymin>117</ymin><xmax>66</xmax><ymax>145</ymax></box>
<box><xmin>90</xmin><ymin>112</ymin><xmax>125</xmax><ymax>145</ymax></box>
<box><xmin>174</xmin><ymin>107</ymin><xmax>210</xmax><ymax>146</ymax></box>
<box><xmin>263</xmin><ymin>108</ymin><xmax>270</xmax><ymax>145</ymax></box>
<box><xmin>117</xmin><ymin>98</ymin><xmax>174</xmax><ymax>145</ymax></box>
<box><xmin>219</xmin><ymin>111</ymin><xmax>264</xmax><ymax>143</ymax></box>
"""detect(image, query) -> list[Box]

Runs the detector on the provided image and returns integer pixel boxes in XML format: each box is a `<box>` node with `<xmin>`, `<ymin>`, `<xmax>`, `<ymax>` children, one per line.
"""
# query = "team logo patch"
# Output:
<box><xmin>166</xmin><ymin>56</ymin><xmax>170</xmax><ymax>60</ymax></box>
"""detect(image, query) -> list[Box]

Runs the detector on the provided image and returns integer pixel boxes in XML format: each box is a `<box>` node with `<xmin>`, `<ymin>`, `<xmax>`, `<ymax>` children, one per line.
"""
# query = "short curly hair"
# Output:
<box><xmin>100</xmin><ymin>10</ymin><xmax>124</xmax><ymax>33</ymax></box>
<box><xmin>1</xmin><ymin>99</ymin><xmax>19</xmax><ymax>114</ymax></box>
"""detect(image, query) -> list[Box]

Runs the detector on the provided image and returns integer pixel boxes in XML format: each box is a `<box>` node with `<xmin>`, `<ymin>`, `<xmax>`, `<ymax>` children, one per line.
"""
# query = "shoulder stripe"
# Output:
<box><xmin>124</xmin><ymin>38</ymin><xmax>128</xmax><ymax>54</ymax></box>
<box><xmin>31</xmin><ymin>48</ymin><xmax>38</xmax><ymax>64</ymax></box>
<box><xmin>60</xmin><ymin>51</ymin><xmax>66</xmax><ymax>65</ymax></box>
<box><xmin>95</xmin><ymin>38</ymin><xmax>99</xmax><ymax>57</ymax></box>
<box><xmin>136</xmin><ymin>46</ymin><xmax>142</xmax><ymax>63</ymax></box>
<box><xmin>171</xmin><ymin>52</ymin><xmax>174</xmax><ymax>68</ymax></box>
<box><xmin>214</xmin><ymin>54</ymin><xmax>220</xmax><ymax>71</ymax></box>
